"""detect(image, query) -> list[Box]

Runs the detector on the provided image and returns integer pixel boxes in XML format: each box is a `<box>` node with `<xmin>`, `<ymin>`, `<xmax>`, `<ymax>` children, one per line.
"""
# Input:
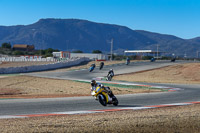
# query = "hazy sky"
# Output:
<box><xmin>0</xmin><ymin>0</ymin><xmax>199</xmax><ymax>39</ymax></box>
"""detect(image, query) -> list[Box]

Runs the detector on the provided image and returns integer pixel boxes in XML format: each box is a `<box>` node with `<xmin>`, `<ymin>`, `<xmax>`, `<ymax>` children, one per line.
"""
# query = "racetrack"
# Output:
<box><xmin>0</xmin><ymin>60</ymin><xmax>200</xmax><ymax>117</ymax></box>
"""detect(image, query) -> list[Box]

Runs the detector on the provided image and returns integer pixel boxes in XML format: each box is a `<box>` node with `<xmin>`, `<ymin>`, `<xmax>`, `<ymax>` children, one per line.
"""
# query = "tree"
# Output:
<box><xmin>72</xmin><ymin>50</ymin><xmax>83</xmax><ymax>53</ymax></box>
<box><xmin>44</xmin><ymin>53</ymin><xmax>53</xmax><ymax>57</ymax></box>
<box><xmin>92</xmin><ymin>50</ymin><xmax>102</xmax><ymax>53</ymax></box>
<box><xmin>142</xmin><ymin>56</ymin><xmax>153</xmax><ymax>60</ymax></box>
<box><xmin>13</xmin><ymin>50</ymin><xmax>24</xmax><ymax>55</ymax></box>
<box><xmin>45</xmin><ymin>48</ymin><xmax>54</xmax><ymax>54</ymax></box>
<box><xmin>1</xmin><ymin>42</ymin><xmax>11</xmax><ymax>49</ymax></box>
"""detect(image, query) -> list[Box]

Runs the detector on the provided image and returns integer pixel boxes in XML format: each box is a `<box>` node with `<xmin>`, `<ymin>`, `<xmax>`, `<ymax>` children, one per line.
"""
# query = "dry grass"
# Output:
<box><xmin>114</xmin><ymin>63</ymin><xmax>200</xmax><ymax>84</ymax></box>
<box><xmin>0</xmin><ymin>60</ymin><xmax>157</xmax><ymax>98</ymax></box>
<box><xmin>0</xmin><ymin>104</ymin><xmax>200</xmax><ymax>133</ymax></box>
<box><xmin>0</xmin><ymin>75</ymin><xmax>157</xmax><ymax>98</ymax></box>
<box><xmin>0</xmin><ymin>62</ymin><xmax>199</xmax><ymax>98</ymax></box>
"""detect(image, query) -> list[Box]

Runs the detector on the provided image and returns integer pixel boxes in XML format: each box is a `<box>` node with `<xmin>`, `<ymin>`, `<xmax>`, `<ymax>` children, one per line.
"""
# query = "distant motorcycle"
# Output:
<box><xmin>126</xmin><ymin>60</ymin><xmax>130</xmax><ymax>65</ymax></box>
<box><xmin>91</xmin><ymin>86</ymin><xmax>118</xmax><ymax>106</ymax></box>
<box><xmin>89</xmin><ymin>64</ymin><xmax>96</xmax><ymax>72</ymax></box>
<box><xmin>126</xmin><ymin>57</ymin><xmax>130</xmax><ymax>65</ymax></box>
<box><xmin>99</xmin><ymin>62</ymin><xmax>104</xmax><ymax>70</ymax></box>
<box><xmin>106</xmin><ymin>69</ymin><xmax>114</xmax><ymax>81</ymax></box>
<box><xmin>150</xmin><ymin>57</ymin><xmax>156</xmax><ymax>62</ymax></box>
<box><xmin>171</xmin><ymin>58</ymin><xmax>176</xmax><ymax>62</ymax></box>
<box><xmin>106</xmin><ymin>73</ymin><xmax>112</xmax><ymax>81</ymax></box>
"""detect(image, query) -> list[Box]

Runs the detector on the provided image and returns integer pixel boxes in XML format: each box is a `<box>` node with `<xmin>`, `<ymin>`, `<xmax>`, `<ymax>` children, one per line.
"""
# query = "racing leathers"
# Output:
<box><xmin>107</xmin><ymin>69</ymin><xmax>114</xmax><ymax>78</ymax></box>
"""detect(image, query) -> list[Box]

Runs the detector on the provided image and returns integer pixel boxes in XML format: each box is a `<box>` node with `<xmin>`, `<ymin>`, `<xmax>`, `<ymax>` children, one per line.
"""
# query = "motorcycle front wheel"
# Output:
<box><xmin>106</xmin><ymin>75</ymin><xmax>112</xmax><ymax>81</ymax></box>
<box><xmin>98</xmin><ymin>94</ymin><xmax>107</xmax><ymax>106</ymax></box>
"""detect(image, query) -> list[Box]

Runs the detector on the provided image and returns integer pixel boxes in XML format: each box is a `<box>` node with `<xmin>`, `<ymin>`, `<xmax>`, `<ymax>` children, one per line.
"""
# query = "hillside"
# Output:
<box><xmin>0</xmin><ymin>18</ymin><xmax>199</xmax><ymax>57</ymax></box>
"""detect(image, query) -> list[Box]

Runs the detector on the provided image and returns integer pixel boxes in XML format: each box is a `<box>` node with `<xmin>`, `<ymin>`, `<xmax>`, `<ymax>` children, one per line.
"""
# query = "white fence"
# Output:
<box><xmin>0</xmin><ymin>57</ymin><xmax>90</xmax><ymax>74</ymax></box>
<box><xmin>0</xmin><ymin>57</ymin><xmax>57</xmax><ymax>62</ymax></box>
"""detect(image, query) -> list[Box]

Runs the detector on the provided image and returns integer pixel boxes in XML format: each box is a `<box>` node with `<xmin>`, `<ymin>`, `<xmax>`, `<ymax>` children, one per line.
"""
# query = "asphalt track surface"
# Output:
<box><xmin>0</xmin><ymin>60</ymin><xmax>200</xmax><ymax>116</ymax></box>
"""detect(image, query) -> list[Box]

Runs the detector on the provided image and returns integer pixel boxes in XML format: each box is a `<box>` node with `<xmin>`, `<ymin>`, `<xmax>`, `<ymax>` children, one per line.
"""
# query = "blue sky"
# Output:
<box><xmin>0</xmin><ymin>0</ymin><xmax>199</xmax><ymax>39</ymax></box>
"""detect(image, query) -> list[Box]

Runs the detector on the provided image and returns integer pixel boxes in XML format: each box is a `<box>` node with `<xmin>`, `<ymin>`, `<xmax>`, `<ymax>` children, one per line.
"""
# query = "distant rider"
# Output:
<box><xmin>100</xmin><ymin>62</ymin><xmax>104</xmax><ymax>66</ymax></box>
<box><xmin>107</xmin><ymin>69</ymin><xmax>114</xmax><ymax>78</ymax></box>
<box><xmin>99</xmin><ymin>62</ymin><xmax>104</xmax><ymax>69</ymax></box>
<box><xmin>91</xmin><ymin>63</ymin><xmax>96</xmax><ymax>68</ymax></box>
<box><xmin>126</xmin><ymin>57</ymin><xmax>130</xmax><ymax>65</ymax></box>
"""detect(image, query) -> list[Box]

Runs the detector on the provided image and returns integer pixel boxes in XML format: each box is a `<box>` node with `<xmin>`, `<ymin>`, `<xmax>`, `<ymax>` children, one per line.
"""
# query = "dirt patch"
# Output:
<box><xmin>0</xmin><ymin>104</ymin><xmax>200</xmax><ymax>132</ymax></box>
<box><xmin>0</xmin><ymin>62</ymin><xmax>199</xmax><ymax>98</ymax></box>
<box><xmin>0</xmin><ymin>60</ymin><xmax>159</xmax><ymax>98</ymax></box>
<box><xmin>0</xmin><ymin>88</ymin><xmax>22</xmax><ymax>95</ymax></box>
<box><xmin>0</xmin><ymin>75</ymin><xmax>158</xmax><ymax>98</ymax></box>
<box><xmin>114</xmin><ymin>63</ymin><xmax>200</xmax><ymax>84</ymax></box>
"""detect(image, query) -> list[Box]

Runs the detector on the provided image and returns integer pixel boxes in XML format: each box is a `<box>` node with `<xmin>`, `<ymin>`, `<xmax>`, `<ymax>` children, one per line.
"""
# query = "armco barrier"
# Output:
<box><xmin>0</xmin><ymin>57</ymin><xmax>90</xmax><ymax>74</ymax></box>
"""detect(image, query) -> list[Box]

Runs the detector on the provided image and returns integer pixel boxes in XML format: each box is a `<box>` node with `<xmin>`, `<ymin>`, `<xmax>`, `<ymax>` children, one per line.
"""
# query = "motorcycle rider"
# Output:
<box><xmin>126</xmin><ymin>57</ymin><xmax>130</xmax><ymax>65</ymax></box>
<box><xmin>99</xmin><ymin>62</ymin><xmax>104</xmax><ymax>69</ymax></box>
<box><xmin>90</xmin><ymin>80</ymin><xmax>101</xmax><ymax>91</ymax></box>
<box><xmin>107</xmin><ymin>69</ymin><xmax>114</xmax><ymax>78</ymax></box>
<box><xmin>90</xmin><ymin>80</ymin><xmax>113</xmax><ymax>98</ymax></box>
<box><xmin>91</xmin><ymin>63</ymin><xmax>96</xmax><ymax>68</ymax></box>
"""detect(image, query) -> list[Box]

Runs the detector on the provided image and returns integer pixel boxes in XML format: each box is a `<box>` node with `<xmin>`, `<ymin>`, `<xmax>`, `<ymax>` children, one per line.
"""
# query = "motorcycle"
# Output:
<box><xmin>126</xmin><ymin>59</ymin><xmax>130</xmax><ymax>65</ymax></box>
<box><xmin>99</xmin><ymin>62</ymin><xmax>104</xmax><ymax>70</ymax></box>
<box><xmin>91</xmin><ymin>86</ymin><xmax>118</xmax><ymax>106</ymax></box>
<box><xmin>106</xmin><ymin>73</ymin><xmax>112</xmax><ymax>81</ymax></box>
<box><xmin>150</xmin><ymin>57</ymin><xmax>156</xmax><ymax>62</ymax></box>
<box><xmin>171</xmin><ymin>58</ymin><xmax>176</xmax><ymax>62</ymax></box>
<box><xmin>89</xmin><ymin>64</ymin><xmax>96</xmax><ymax>72</ymax></box>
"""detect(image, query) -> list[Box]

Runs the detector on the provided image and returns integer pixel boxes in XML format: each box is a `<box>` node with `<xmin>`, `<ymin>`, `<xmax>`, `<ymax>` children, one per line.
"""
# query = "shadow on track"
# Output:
<box><xmin>111</xmin><ymin>105</ymin><xmax>141</xmax><ymax>108</ymax></box>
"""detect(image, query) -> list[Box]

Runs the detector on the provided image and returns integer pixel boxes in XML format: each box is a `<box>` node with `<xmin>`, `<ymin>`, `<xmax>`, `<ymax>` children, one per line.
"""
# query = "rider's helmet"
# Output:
<box><xmin>110</xmin><ymin>69</ymin><xmax>113</xmax><ymax>72</ymax></box>
<box><xmin>100</xmin><ymin>84</ymin><xmax>104</xmax><ymax>88</ymax></box>
<box><xmin>91</xmin><ymin>80</ymin><xmax>96</xmax><ymax>87</ymax></box>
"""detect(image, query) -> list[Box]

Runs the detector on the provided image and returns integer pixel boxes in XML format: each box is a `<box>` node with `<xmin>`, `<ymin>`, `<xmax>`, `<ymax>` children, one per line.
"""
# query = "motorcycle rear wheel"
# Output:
<box><xmin>113</xmin><ymin>97</ymin><xmax>118</xmax><ymax>106</ymax></box>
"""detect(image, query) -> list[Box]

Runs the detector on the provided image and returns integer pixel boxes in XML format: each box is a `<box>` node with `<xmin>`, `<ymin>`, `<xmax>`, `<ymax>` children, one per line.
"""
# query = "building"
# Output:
<box><xmin>70</xmin><ymin>53</ymin><xmax>108</xmax><ymax>60</ymax></box>
<box><xmin>52</xmin><ymin>51</ymin><xmax>108</xmax><ymax>60</ymax></box>
<box><xmin>13</xmin><ymin>44</ymin><xmax>35</xmax><ymax>51</ymax></box>
<box><xmin>53</xmin><ymin>51</ymin><xmax>71</xmax><ymax>59</ymax></box>
<box><xmin>124</xmin><ymin>50</ymin><xmax>164</xmax><ymax>58</ymax></box>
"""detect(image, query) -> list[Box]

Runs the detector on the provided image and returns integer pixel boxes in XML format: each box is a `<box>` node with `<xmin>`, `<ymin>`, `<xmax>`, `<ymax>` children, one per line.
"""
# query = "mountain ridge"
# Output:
<box><xmin>0</xmin><ymin>18</ymin><xmax>199</xmax><ymax>57</ymax></box>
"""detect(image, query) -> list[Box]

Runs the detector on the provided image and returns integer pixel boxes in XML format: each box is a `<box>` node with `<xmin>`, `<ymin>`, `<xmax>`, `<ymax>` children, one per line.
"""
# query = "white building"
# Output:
<box><xmin>52</xmin><ymin>51</ymin><xmax>71</xmax><ymax>59</ymax></box>
<box><xmin>52</xmin><ymin>51</ymin><xmax>108</xmax><ymax>60</ymax></box>
<box><xmin>71</xmin><ymin>53</ymin><xmax>108</xmax><ymax>60</ymax></box>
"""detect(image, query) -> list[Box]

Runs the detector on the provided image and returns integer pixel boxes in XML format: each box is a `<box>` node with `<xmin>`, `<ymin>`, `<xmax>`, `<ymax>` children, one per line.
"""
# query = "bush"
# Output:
<box><xmin>92</xmin><ymin>50</ymin><xmax>102</xmax><ymax>53</ymax></box>
<box><xmin>142</xmin><ymin>56</ymin><xmax>154</xmax><ymax>60</ymax></box>
<box><xmin>72</xmin><ymin>50</ymin><xmax>83</xmax><ymax>53</ymax></box>
<box><xmin>13</xmin><ymin>51</ymin><xmax>24</xmax><ymax>55</ymax></box>
<box><xmin>1</xmin><ymin>42</ymin><xmax>11</xmax><ymax>49</ymax></box>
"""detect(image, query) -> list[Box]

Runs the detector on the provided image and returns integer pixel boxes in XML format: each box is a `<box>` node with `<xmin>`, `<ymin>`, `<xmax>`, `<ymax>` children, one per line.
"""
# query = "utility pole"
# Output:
<box><xmin>66</xmin><ymin>40</ymin><xmax>69</xmax><ymax>51</ymax></box>
<box><xmin>109</xmin><ymin>38</ymin><xmax>113</xmax><ymax>61</ymax></box>
<box><xmin>157</xmin><ymin>44</ymin><xmax>159</xmax><ymax>59</ymax></box>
